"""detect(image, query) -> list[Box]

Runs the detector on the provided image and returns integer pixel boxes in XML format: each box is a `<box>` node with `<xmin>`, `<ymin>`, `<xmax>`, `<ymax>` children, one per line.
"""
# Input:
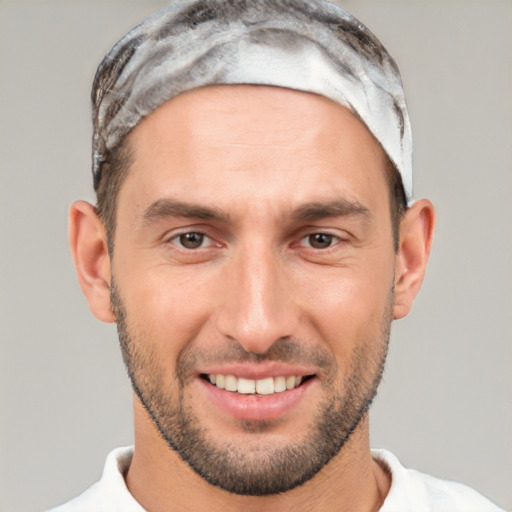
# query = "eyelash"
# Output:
<box><xmin>166</xmin><ymin>230</ymin><xmax>344</xmax><ymax>252</ymax></box>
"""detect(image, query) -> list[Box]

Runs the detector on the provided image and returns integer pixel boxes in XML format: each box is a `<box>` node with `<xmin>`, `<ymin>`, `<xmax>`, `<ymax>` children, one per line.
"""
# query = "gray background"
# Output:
<box><xmin>0</xmin><ymin>0</ymin><xmax>510</xmax><ymax>510</ymax></box>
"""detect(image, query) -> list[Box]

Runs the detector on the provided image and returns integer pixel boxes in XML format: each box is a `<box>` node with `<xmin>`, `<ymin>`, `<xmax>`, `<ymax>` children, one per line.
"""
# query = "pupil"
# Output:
<box><xmin>310</xmin><ymin>233</ymin><xmax>332</xmax><ymax>249</ymax></box>
<box><xmin>180</xmin><ymin>232</ymin><xmax>204</xmax><ymax>249</ymax></box>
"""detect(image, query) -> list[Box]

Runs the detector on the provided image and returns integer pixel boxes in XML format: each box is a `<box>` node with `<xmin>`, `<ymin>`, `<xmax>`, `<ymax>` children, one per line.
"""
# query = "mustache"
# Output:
<box><xmin>176</xmin><ymin>337</ymin><xmax>336</xmax><ymax>383</ymax></box>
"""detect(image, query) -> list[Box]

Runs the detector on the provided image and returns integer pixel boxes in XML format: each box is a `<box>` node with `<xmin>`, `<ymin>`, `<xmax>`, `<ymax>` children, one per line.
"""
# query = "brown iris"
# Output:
<box><xmin>308</xmin><ymin>233</ymin><xmax>334</xmax><ymax>249</ymax></box>
<box><xmin>179</xmin><ymin>232</ymin><xmax>205</xmax><ymax>249</ymax></box>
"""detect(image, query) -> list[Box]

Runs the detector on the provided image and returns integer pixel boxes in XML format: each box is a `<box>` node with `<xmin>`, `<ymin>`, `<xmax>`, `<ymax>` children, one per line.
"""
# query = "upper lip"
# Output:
<box><xmin>197</xmin><ymin>361</ymin><xmax>317</xmax><ymax>380</ymax></box>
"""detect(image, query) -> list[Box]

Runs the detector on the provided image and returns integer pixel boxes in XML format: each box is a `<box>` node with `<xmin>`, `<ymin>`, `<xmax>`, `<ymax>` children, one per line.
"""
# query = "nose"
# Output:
<box><xmin>215</xmin><ymin>241</ymin><xmax>298</xmax><ymax>354</ymax></box>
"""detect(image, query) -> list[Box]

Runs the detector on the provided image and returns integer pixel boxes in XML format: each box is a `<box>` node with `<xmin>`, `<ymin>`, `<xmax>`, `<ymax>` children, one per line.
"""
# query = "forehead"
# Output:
<box><xmin>120</xmin><ymin>85</ymin><xmax>390</xmax><ymax>219</ymax></box>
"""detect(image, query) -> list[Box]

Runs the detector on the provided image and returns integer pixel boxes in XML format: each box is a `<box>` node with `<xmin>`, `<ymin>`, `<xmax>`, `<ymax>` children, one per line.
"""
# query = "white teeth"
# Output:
<box><xmin>256</xmin><ymin>377</ymin><xmax>274</xmax><ymax>395</ymax></box>
<box><xmin>274</xmin><ymin>376</ymin><xmax>286</xmax><ymax>393</ymax></box>
<box><xmin>224</xmin><ymin>375</ymin><xmax>237</xmax><ymax>392</ymax></box>
<box><xmin>216</xmin><ymin>374</ymin><xmax>225</xmax><ymax>389</ymax></box>
<box><xmin>207</xmin><ymin>374</ymin><xmax>307</xmax><ymax>395</ymax></box>
<box><xmin>237</xmin><ymin>377</ymin><xmax>256</xmax><ymax>394</ymax></box>
<box><xmin>286</xmin><ymin>375</ymin><xmax>296</xmax><ymax>390</ymax></box>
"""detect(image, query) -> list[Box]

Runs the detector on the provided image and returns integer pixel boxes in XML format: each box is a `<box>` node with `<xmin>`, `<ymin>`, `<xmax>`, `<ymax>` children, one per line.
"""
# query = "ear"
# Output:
<box><xmin>393</xmin><ymin>199</ymin><xmax>436</xmax><ymax>320</ymax></box>
<box><xmin>69</xmin><ymin>200</ymin><xmax>115</xmax><ymax>323</ymax></box>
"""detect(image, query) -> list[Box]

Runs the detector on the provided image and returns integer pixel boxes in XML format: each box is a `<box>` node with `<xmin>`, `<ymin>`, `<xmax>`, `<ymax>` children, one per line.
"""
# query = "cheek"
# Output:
<box><xmin>295</xmin><ymin>259</ymin><xmax>394</xmax><ymax>350</ymax></box>
<box><xmin>120</xmin><ymin>267</ymin><xmax>216</xmax><ymax>354</ymax></box>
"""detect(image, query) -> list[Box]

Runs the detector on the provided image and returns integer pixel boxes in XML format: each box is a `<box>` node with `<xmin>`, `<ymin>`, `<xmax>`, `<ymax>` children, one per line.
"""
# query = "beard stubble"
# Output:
<box><xmin>110</xmin><ymin>278</ymin><xmax>392</xmax><ymax>496</ymax></box>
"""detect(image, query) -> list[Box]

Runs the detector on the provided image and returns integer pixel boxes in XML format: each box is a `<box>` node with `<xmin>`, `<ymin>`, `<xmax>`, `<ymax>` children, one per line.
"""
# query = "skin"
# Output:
<box><xmin>70</xmin><ymin>85</ymin><xmax>435</xmax><ymax>512</ymax></box>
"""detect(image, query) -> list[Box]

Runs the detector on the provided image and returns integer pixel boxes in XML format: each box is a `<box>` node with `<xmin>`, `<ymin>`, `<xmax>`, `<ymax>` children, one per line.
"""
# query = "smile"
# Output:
<box><xmin>205</xmin><ymin>374</ymin><xmax>307</xmax><ymax>395</ymax></box>
<box><xmin>197</xmin><ymin>364</ymin><xmax>318</xmax><ymax>421</ymax></box>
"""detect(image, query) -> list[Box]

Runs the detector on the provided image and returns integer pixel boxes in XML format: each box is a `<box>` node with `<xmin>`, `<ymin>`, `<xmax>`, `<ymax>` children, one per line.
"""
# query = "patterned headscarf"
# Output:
<box><xmin>92</xmin><ymin>0</ymin><xmax>412</xmax><ymax>200</ymax></box>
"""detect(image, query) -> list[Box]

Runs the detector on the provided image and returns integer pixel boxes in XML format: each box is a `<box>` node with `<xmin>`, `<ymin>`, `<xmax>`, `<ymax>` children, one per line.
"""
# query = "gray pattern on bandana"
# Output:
<box><xmin>92</xmin><ymin>0</ymin><xmax>413</xmax><ymax>200</ymax></box>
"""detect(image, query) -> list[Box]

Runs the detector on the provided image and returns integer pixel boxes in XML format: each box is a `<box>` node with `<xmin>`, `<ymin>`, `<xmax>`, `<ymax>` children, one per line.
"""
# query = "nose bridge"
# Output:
<box><xmin>216</xmin><ymin>237</ymin><xmax>295</xmax><ymax>353</ymax></box>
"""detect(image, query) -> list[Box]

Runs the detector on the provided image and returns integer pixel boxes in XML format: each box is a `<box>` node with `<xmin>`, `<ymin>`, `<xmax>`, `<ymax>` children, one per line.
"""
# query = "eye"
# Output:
<box><xmin>172</xmin><ymin>232</ymin><xmax>209</xmax><ymax>249</ymax></box>
<box><xmin>302</xmin><ymin>233</ymin><xmax>339</xmax><ymax>249</ymax></box>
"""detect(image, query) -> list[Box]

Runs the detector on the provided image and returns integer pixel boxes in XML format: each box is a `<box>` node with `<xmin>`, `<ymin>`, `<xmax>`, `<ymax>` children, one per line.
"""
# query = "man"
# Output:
<box><xmin>49</xmin><ymin>0</ymin><xmax>503</xmax><ymax>510</ymax></box>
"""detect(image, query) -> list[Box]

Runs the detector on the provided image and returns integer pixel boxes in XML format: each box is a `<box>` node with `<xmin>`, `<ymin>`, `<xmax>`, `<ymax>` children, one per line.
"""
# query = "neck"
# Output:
<box><xmin>126</xmin><ymin>396</ymin><xmax>390</xmax><ymax>512</ymax></box>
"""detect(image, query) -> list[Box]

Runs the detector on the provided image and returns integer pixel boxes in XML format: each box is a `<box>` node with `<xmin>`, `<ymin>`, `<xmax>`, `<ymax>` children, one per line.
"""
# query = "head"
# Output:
<box><xmin>70</xmin><ymin>0</ymin><xmax>434</xmax><ymax>497</ymax></box>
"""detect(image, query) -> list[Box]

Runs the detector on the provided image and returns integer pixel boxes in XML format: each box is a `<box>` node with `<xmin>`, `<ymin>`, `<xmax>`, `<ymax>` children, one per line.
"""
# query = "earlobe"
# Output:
<box><xmin>393</xmin><ymin>199</ymin><xmax>436</xmax><ymax>320</ymax></box>
<box><xmin>69</xmin><ymin>200</ymin><xmax>115</xmax><ymax>323</ymax></box>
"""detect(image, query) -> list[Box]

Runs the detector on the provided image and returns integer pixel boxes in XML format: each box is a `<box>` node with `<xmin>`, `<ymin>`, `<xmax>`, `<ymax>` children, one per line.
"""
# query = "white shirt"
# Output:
<box><xmin>47</xmin><ymin>446</ymin><xmax>504</xmax><ymax>512</ymax></box>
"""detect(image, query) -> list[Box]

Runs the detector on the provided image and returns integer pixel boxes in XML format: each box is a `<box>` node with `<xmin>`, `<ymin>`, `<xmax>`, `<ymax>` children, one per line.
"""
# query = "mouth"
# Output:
<box><xmin>198</xmin><ymin>370</ymin><xmax>317</xmax><ymax>422</ymax></box>
<box><xmin>201</xmin><ymin>373</ymin><xmax>314</xmax><ymax>396</ymax></box>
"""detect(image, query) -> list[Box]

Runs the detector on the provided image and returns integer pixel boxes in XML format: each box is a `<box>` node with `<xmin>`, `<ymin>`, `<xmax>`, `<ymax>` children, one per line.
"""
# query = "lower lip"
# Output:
<box><xmin>199</xmin><ymin>378</ymin><xmax>314</xmax><ymax>422</ymax></box>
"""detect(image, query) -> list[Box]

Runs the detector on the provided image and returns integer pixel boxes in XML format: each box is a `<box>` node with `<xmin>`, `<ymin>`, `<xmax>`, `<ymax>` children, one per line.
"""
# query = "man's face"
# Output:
<box><xmin>111</xmin><ymin>85</ymin><xmax>397</xmax><ymax>495</ymax></box>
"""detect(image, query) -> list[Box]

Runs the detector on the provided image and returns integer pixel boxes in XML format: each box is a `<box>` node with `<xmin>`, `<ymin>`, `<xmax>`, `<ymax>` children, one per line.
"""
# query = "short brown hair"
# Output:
<box><xmin>95</xmin><ymin>139</ymin><xmax>132</xmax><ymax>256</ymax></box>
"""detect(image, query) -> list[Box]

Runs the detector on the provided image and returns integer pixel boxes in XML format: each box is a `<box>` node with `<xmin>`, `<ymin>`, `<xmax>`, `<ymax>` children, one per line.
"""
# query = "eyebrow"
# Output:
<box><xmin>140</xmin><ymin>197</ymin><xmax>370</xmax><ymax>227</ymax></box>
<box><xmin>292</xmin><ymin>199</ymin><xmax>371</xmax><ymax>222</ymax></box>
<box><xmin>141</xmin><ymin>198</ymin><xmax>231</xmax><ymax>225</ymax></box>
